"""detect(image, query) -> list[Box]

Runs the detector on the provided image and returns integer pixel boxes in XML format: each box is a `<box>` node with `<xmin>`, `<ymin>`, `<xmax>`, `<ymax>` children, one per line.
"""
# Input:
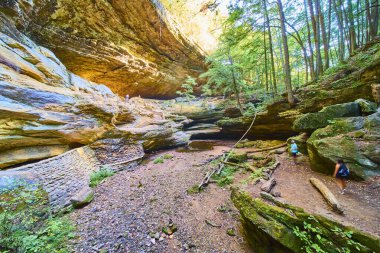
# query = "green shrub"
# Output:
<box><xmin>153</xmin><ymin>157</ymin><xmax>164</xmax><ymax>164</ymax></box>
<box><xmin>89</xmin><ymin>166</ymin><xmax>115</xmax><ymax>187</ymax></box>
<box><xmin>163</xmin><ymin>154</ymin><xmax>174</xmax><ymax>159</ymax></box>
<box><xmin>0</xmin><ymin>182</ymin><xmax>75</xmax><ymax>253</ymax></box>
<box><xmin>186</xmin><ymin>185</ymin><xmax>203</xmax><ymax>194</ymax></box>
<box><xmin>212</xmin><ymin>165</ymin><xmax>239</xmax><ymax>187</ymax></box>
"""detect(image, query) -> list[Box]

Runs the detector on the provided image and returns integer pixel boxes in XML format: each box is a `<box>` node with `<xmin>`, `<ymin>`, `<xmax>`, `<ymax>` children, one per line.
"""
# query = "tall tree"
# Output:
<box><xmin>304</xmin><ymin>0</ymin><xmax>315</xmax><ymax>80</ymax></box>
<box><xmin>308</xmin><ymin>0</ymin><xmax>324</xmax><ymax>78</ymax></box>
<box><xmin>263</xmin><ymin>0</ymin><xmax>278</xmax><ymax>94</ymax></box>
<box><xmin>347</xmin><ymin>0</ymin><xmax>357</xmax><ymax>54</ymax></box>
<box><xmin>318</xmin><ymin>0</ymin><xmax>330</xmax><ymax>69</ymax></box>
<box><xmin>277</xmin><ymin>0</ymin><xmax>295</xmax><ymax>105</ymax></box>
<box><xmin>333</xmin><ymin>0</ymin><xmax>345</xmax><ymax>61</ymax></box>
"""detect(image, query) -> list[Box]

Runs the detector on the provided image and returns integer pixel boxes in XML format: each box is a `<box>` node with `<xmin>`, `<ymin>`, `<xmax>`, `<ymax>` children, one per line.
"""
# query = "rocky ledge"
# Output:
<box><xmin>231</xmin><ymin>188</ymin><xmax>380</xmax><ymax>253</ymax></box>
<box><xmin>0</xmin><ymin>31</ymin><xmax>189</xmax><ymax>169</ymax></box>
<box><xmin>0</xmin><ymin>0</ymin><xmax>206</xmax><ymax>98</ymax></box>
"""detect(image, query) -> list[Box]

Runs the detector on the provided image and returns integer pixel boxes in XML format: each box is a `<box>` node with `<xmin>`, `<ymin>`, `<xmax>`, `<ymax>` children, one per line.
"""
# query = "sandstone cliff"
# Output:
<box><xmin>0</xmin><ymin>30</ymin><xmax>189</xmax><ymax>169</ymax></box>
<box><xmin>0</xmin><ymin>0</ymin><xmax>207</xmax><ymax>98</ymax></box>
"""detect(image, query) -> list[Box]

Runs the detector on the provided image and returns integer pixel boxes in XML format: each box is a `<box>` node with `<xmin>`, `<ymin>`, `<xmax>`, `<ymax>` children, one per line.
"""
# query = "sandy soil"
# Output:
<box><xmin>69</xmin><ymin>141</ymin><xmax>252</xmax><ymax>253</ymax></box>
<box><xmin>69</xmin><ymin>140</ymin><xmax>379</xmax><ymax>253</ymax></box>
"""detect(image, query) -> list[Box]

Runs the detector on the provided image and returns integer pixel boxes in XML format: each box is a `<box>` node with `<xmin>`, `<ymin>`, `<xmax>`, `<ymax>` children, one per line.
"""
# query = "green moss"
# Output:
<box><xmin>231</xmin><ymin>188</ymin><xmax>380</xmax><ymax>253</ymax></box>
<box><xmin>163</xmin><ymin>154</ymin><xmax>174</xmax><ymax>159</ymax></box>
<box><xmin>212</xmin><ymin>165</ymin><xmax>239</xmax><ymax>187</ymax></box>
<box><xmin>153</xmin><ymin>157</ymin><xmax>164</xmax><ymax>164</ymax></box>
<box><xmin>89</xmin><ymin>166</ymin><xmax>115</xmax><ymax>187</ymax></box>
<box><xmin>226</xmin><ymin>228</ymin><xmax>236</xmax><ymax>236</ymax></box>
<box><xmin>227</xmin><ymin>151</ymin><xmax>248</xmax><ymax>163</ymax></box>
<box><xmin>186</xmin><ymin>185</ymin><xmax>203</xmax><ymax>194</ymax></box>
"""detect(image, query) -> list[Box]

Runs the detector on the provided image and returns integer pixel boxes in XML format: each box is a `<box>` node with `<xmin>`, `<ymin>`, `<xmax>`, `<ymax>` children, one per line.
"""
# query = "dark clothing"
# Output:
<box><xmin>291</xmin><ymin>152</ymin><xmax>297</xmax><ymax>158</ymax></box>
<box><xmin>336</xmin><ymin>174</ymin><xmax>349</xmax><ymax>180</ymax></box>
<box><xmin>336</xmin><ymin>163</ymin><xmax>349</xmax><ymax>179</ymax></box>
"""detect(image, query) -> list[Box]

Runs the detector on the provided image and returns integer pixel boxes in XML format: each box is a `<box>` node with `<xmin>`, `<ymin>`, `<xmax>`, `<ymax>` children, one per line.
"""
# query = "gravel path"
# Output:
<box><xmin>69</xmin><ymin>143</ymin><xmax>253</xmax><ymax>253</ymax></box>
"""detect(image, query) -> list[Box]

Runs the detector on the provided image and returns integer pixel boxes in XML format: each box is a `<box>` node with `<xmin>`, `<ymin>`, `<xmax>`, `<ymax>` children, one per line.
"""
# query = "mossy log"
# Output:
<box><xmin>309</xmin><ymin>177</ymin><xmax>344</xmax><ymax>214</ymax></box>
<box><xmin>247</xmin><ymin>143</ymin><xmax>287</xmax><ymax>154</ymax></box>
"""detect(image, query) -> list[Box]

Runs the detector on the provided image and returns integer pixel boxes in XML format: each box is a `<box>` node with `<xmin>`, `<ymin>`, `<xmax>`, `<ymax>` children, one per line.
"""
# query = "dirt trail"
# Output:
<box><xmin>69</xmin><ymin>141</ymin><xmax>379</xmax><ymax>252</ymax></box>
<box><xmin>69</xmin><ymin>141</ymin><xmax>253</xmax><ymax>253</ymax></box>
<box><xmin>240</xmin><ymin>152</ymin><xmax>380</xmax><ymax>237</ymax></box>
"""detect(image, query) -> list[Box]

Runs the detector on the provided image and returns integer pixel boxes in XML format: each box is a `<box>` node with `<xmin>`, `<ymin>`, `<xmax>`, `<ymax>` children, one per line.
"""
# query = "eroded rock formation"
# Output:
<box><xmin>0</xmin><ymin>0</ymin><xmax>207</xmax><ymax>98</ymax></box>
<box><xmin>0</xmin><ymin>29</ymin><xmax>190</xmax><ymax>168</ymax></box>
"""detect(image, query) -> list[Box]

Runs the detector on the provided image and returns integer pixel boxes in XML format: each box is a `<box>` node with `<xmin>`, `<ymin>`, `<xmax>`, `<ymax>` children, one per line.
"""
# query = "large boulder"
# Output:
<box><xmin>231</xmin><ymin>188</ymin><xmax>380</xmax><ymax>253</ymax></box>
<box><xmin>293</xmin><ymin>102</ymin><xmax>361</xmax><ymax>133</ymax></box>
<box><xmin>307</xmin><ymin>112</ymin><xmax>380</xmax><ymax>180</ymax></box>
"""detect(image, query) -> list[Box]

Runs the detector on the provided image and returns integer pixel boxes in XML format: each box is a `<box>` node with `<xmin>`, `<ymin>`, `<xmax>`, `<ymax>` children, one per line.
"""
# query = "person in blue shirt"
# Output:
<box><xmin>290</xmin><ymin>140</ymin><xmax>298</xmax><ymax>164</ymax></box>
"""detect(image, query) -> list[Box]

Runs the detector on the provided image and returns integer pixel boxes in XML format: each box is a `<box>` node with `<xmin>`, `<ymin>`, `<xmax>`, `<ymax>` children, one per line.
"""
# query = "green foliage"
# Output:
<box><xmin>211</xmin><ymin>165</ymin><xmax>239</xmax><ymax>187</ymax></box>
<box><xmin>176</xmin><ymin>76</ymin><xmax>196</xmax><ymax>101</ymax></box>
<box><xmin>89</xmin><ymin>166</ymin><xmax>115</xmax><ymax>187</ymax></box>
<box><xmin>186</xmin><ymin>185</ymin><xmax>203</xmax><ymax>195</ymax></box>
<box><xmin>0</xmin><ymin>182</ymin><xmax>75</xmax><ymax>253</ymax></box>
<box><xmin>153</xmin><ymin>157</ymin><xmax>164</xmax><ymax>164</ymax></box>
<box><xmin>154</xmin><ymin>154</ymin><xmax>174</xmax><ymax>164</ymax></box>
<box><xmin>293</xmin><ymin>216</ymin><xmax>363</xmax><ymax>253</ymax></box>
<box><xmin>162</xmin><ymin>154</ymin><xmax>174</xmax><ymax>159</ymax></box>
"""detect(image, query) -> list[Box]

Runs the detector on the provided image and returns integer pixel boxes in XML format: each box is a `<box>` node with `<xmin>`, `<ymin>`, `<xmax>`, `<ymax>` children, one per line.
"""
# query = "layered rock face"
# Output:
<box><xmin>0</xmin><ymin>30</ymin><xmax>131</xmax><ymax>168</ymax></box>
<box><xmin>0</xmin><ymin>0</ymin><xmax>206</xmax><ymax>98</ymax></box>
<box><xmin>0</xmin><ymin>30</ymin><xmax>190</xmax><ymax>168</ymax></box>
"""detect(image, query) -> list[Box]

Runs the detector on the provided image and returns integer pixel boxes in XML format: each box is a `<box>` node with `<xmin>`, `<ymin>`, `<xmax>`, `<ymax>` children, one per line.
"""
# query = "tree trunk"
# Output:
<box><xmin>318</xmin><ymin>0</ymin><xmax>330</xmax><ymax>70</ymax></box>
<box><xmin>347</xmin><ymin>0</ymin><xmax>357</xmax><ymax>54</ymax></box>
<box><xmin>263</xmin><ymin>0</ymin><xmax>278</xmax><ymax>94</ymax></box>
<box><xmin>308</xmin><ymin>0</ymin><xmax>323</xmax><ymax>78</ymax></box>
<box><xmin>277</xmin><ymin>0</ymin><xmax>295</xmax><ymax>105</ymax></box>
<box><xmin>310</xmin><ymin>178</ymin><xmax>344</xmax><ymax>214</ymax></box>
<box><xmin>371</xmin><ymin>0</ymin><xmax>379</xmax><ymax>39</ymax></box>
<box><xmin>333</xmin><ymin>0</ymin><xmax>345</xmax><ymax>62</ymax></box>
<box><xmin>263</xmin><ymin>28</ymin><xmax>269</xmax><ymax>93</ymax></box>
<box><xmin>304</xmin><ymin>0</ymin><xmax>315</xmax><ymax>80</ymax></box>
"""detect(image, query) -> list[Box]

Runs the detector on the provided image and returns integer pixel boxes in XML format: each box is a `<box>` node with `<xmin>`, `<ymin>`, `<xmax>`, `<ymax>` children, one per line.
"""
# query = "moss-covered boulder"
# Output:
<box><xmin>70</xmin><ymin>186</ymin><xmax>94</xmax><ymax>209</ymax></box>
<box><xmin>355</xmin><ymin>99</ymin><xmax>378</xmax><ymax>115</ymax></box>
<box><xmin>293</xmin><ymin>102</ymin><xmax>361</xmax><ymax>133</ymax></box>
<box><xmin>231</xmin><ymin>188</ymin><xmax>380</xmax><ymax>253</ymax></box>
<box><xmin>227</xmin><ymin>151</ymin><xmax>248</xmax><ymax>163</ymax></box>
<box><xmin>307</xmin><ymin>112</ymin><xmax>380</xmax><ymax>180</ymax></box>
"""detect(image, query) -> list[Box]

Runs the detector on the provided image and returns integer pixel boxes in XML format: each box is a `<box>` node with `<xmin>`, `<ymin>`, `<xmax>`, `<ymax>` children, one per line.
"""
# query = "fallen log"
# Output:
<box><xmin>247</xmin><ymin>143</ymin><xmax>287</xmax><ymax>154</ymax></box>
<box><xmin>309</xmin><ymin>177</ymin><xmax>344</xmax><ymax>214</ymax></box>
